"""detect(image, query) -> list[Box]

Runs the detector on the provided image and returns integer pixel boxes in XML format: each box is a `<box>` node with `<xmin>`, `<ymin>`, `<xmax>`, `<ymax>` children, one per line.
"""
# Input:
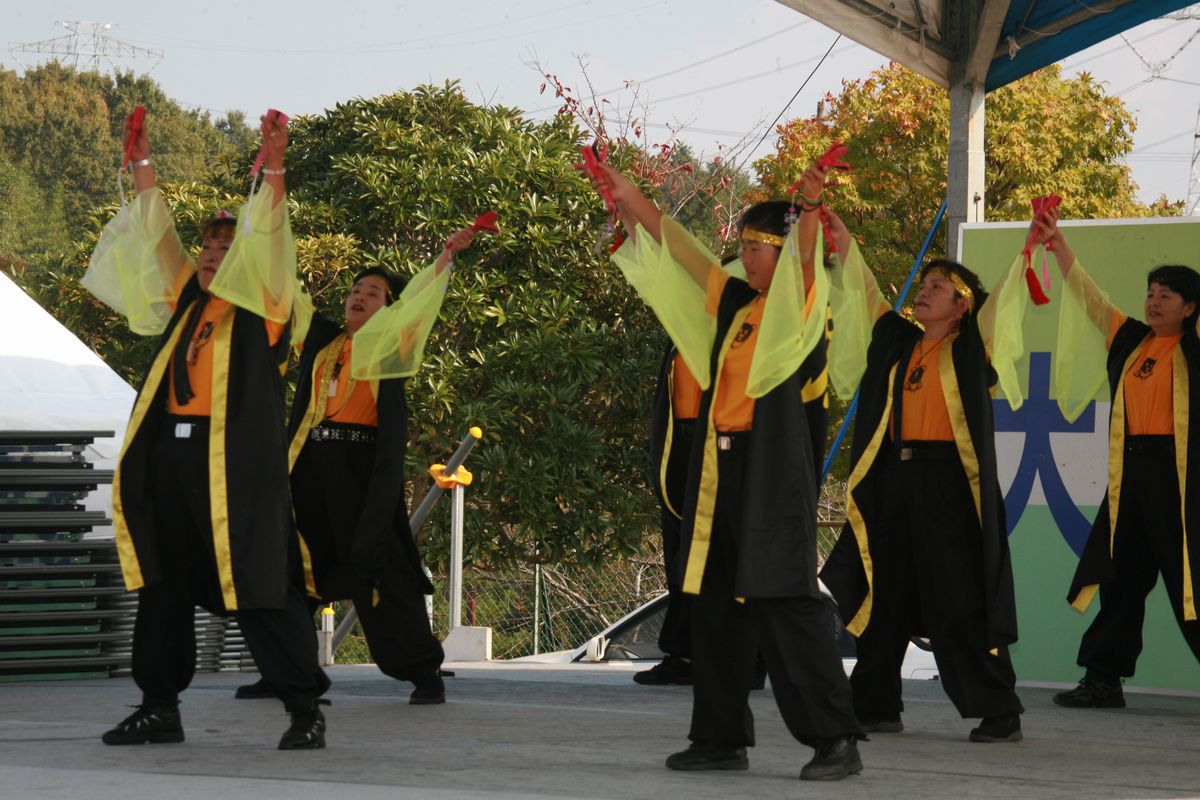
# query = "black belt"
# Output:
<box><xmin>1125</xmin><ymin>434</ymin><xmax>1174</xmax><ymax>454</ymax></box>
<box><xmin>310</xmin><ymin>424</ymin><xmax>376</xmax><ymax>444</ymax></box>
<box><xmin>674</xmin><ymin>419</ymin><xmax>696</xmax><ymax>435</ymax></box>
<box><xmin>895</xmin><ymin>440</ymin><xmax>958</xmax><ymax>462</ymax></box>
<box><xmin>165</xmin><ymin>415</ymin><xmax>210</xmax><ymax>439</ymax></box>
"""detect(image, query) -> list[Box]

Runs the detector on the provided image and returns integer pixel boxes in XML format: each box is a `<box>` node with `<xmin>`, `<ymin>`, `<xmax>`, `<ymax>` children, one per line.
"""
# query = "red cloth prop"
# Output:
<box><xmin>446</xmin><ymin>211</ymin><xmax>500</xmax><ymax>250</ymax></box>
<box><xmin>1022</xmin><ymin>194</ymin><xmax>1061</xmax><ymax>306</ymax></box>
<box><xmin>575</xmin><ymin>142</ymin><xmax>625</xmax><ymax>252</ymax></box>
<box><xmin>122</xmin><ymin>106</ymin><xmax>146</xmax><ymax>171</ymax></box>
<box><xmin>470</xmin><ymin>210</ymin><xmax>500</xmax><ymax>234</ymax></box>
<box><xmin>251</xmin><ymin>109</ymin><xmax>290</xmax><ymax>177</ymax></box>
<box><xmin>786</xmin><ymin>142</ymin><xmax>852</xmax><ymax>259</ymax></box>
<box><xmin>816</xmin><ymin>141</ymin><xmax>851</xmax><ymax>173</ymax></box>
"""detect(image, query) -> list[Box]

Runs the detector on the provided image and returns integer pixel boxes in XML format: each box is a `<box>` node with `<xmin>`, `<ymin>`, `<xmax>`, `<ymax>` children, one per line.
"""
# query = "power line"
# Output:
<box><xmin>732</xmin><ymin>34</ymin><xmax>844</xmax><ymax>175</ymax></box>
<box><xmin>528</xmin><ymin>19</ymin><xmax>813</xmax><ymax>113</ymax></box>
<box><xmin>648</xmin><ymin>43</ymin><xmax>856</xmax><ymax>106</ymax></box>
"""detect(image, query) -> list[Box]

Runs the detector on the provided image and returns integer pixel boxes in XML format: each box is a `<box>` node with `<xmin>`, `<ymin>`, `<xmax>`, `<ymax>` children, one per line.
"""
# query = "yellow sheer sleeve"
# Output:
<box><xmin>349</xmin><ymin>259</ymin><xmax>451</xmax><ymax>380</ymax></box>
<box><xmin>207</xmin><ymin>183</ymin><xmax>295</xmax><ymax>323</ymax></box>
<box><xmin>610</xmin><ymin>218</ymin><xmax>718</xmax><ymax>389</ymax></box>
<box><xmin>81</xmin><ymin>187</ymin><xmax>191</xmax><ymax>336</ymax></box>
<box><xmin>1054</xmin><ymin>259</ymin><xmax>1115</xmax><ymax>423</ymax></box>
<box><xmin>290</xmin><ymin>279</ymin><xmax>314</xmax><ymax>347</ymax></box>
<box><xmin>745</xmin><ymin>225</ymin><xmax>829</xmax><ymax>398</ymax></box>
<box><xmin>827</xmin><ymin>240</ymin><xmax>882</xmax><ymax>399</ymax></box>
<box><xmin>978</xmin><ymin>251</ymin><xmax>1031</xmax><ymax>411</ymax></box>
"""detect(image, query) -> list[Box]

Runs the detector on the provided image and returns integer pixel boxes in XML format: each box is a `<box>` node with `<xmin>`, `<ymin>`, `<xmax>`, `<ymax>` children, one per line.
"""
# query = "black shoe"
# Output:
<box><xmin>278</xmin><ymin>706</ymin><xmax>326</xmax><ymax>750</ymax></box>
<box><xmin>101</xmin><ymin>704</ymin><xmax>184</xmax><ymax>745</ymax></box>
<box><xmin>634</xmin><ymin>655</ymin><xmax>692</xmax><ymax>686</ymax></box>
<box><xmin>665</xmin><ymin>742</ymin><xmax>749</xmax><ymax>771</ymax></box>
<box><xmin>858</xmin><ymin>712</ymin><xmax>903</xmax><ymax>733</ymax></box>
<box><xmin>1053</xmin><ymin>677</ymin><xmax>1125</xmax><ymax>709</ymax></box>
<box><xmin>801</xmin><ymin>736</ymin><xmax>863</xmax><ymax>781</ymax></box>
<box><xmin>969</xmin><ymin>713</ymin><xmax>1023</xmax><ymax>743</ymax></box>
<box><xmin>237</xmin><ymin>673</ymin><xmax>332</xmax><ymax>702</ymax></box>
<box><xmin>410</xmin><ymin>673</ymin><xmax>445</xmax><ymax>705</ymax></box>
<box><xmin>235</xmin><ymin>678</ymin><xmax>276</xmax><ymax>699</ymax></box>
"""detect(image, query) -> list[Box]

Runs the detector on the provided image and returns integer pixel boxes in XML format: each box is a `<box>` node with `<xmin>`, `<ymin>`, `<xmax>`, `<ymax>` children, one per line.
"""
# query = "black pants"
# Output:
<box><xmin>658</xmin><ymin>422</ymin><xmax>693</xmax><ymax>658</ymax></box>
<box><xmin>1078</xmin><ymin>437</ymin><xmax>1200</xmax><ymax>684</ymax></box>
<box><xmin>851</xmin><ymin>443</ymin><xmax>1023</xmax><ymax>719</ymax></box>
<box><xmin>292</xmin><ymin>436</ymin><xmax>443</xmax><ymax>683</ymax></box>
<box><xmin>689</xmin><ymin>437</ymin><xmax>860</xmax><ymax>748</ymax></box>
<box><xmin>132</xmin><ymin>425</ymin><xmax>323</xmax><ymax>713</ymax></box>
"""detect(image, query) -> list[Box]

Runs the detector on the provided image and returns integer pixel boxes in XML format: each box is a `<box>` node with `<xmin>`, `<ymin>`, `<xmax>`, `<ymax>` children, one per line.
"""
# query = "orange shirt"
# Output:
<box><xmin>704</xmin><ymin>269</ymin><xmax>817</xmax><ymax>432</ymax></box>
<box><xmin>671</xmin><ymin>353</ymin><xmax>702</xmax><ymax>421</ymax></box>
<box><xmin>1124</xmin><ymin>334</ymin><xmax>1180</xmax><ymax>436</ymax></box>
<box><xmin>165</xmin><ymin>269</ymin><xmax>285</xmax><ymax>417</ymax></box>
<box><xmin>895</xmin><ymin>335</ymin><xmax>955</xmax><ymax>442</ymax></box>
<box><xmin>313</xmin><ymin>337</ymin><xmax>379</xmax><ymax>427</ymax></box>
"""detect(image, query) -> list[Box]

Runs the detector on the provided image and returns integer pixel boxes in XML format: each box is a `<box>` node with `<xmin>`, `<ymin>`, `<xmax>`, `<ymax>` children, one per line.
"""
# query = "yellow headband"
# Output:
<box><xmin>741</xmin><ymin>227</ymin><xmax>785</xmax><ymax>248</ymax></box>
<box><xmin>928</xmin><ymin>267</ymin><xmax>975</xmax><ymax>312</ymax></box>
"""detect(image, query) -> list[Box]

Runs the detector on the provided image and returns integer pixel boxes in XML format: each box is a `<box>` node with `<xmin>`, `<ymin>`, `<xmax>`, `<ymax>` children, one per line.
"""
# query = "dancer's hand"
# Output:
<box><xmin>444</xmin><ymin>227</ymin><xmax>477</xmax><ymax>256</ymax></box>
<box><xmin>798</xmin><ymin>163</ymin><xmax>829</xmax><ymax>207</ymax></box>
<box><xmin>822</xmin><ymin>207</ymin><xmax>851</xmax><ymax>259</ymax></box>
<box><xmin>1029</xmin><ymin>203</ymin><xmax>1063</xmax><ymax>251</ymax></box>
<box><xmin>260</xmin><ymin>112</ymin><xmax>289</xmax><ymax>169</ymax></box>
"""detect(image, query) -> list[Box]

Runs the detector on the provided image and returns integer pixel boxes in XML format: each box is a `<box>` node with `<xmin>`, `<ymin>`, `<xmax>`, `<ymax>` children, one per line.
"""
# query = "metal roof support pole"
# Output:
<box><xmin>947</xmin><ymin>76</ymin><xmax>986</xmax><ymax>259</ymax></box>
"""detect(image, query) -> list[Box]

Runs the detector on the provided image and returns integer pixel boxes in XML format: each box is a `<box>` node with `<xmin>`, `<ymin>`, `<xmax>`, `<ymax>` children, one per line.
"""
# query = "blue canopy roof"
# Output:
<box><xmin>776</xmin><ymin>1</ymin><xmax>1195</xmax><ymax>93</ymax></box>
<box><xmin>987</xmin><ymin>0</ymin><xmax>1196</xmax><ymax>91</ymax></box>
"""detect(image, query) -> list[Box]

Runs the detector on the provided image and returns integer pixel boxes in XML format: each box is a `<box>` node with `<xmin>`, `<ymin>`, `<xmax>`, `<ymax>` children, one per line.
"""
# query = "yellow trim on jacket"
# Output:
<box><xmin>112</xmin><ymin>315</ymin><xmax>190</xmax><ymax>591</ymax></box>
<box><xmin>207</xmin><ymin>306</ymin><xmax>238</xmax><ymax>610</ymax></box>
<box><xmin>682</xmin><ymin>304</ymin><xmax>753</xmax><ymax>595</ymax></box>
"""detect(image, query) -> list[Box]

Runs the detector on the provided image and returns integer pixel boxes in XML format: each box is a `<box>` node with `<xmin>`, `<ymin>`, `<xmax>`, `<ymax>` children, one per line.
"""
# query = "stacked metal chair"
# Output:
<box><xmin>0</xmin><ymin>431</ymin><xmax>129</xmax><ymax>681</ymax></box>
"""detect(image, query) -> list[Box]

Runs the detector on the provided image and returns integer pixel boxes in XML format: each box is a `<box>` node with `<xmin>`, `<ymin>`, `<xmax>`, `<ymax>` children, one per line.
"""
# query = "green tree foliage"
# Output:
<box><xmin>280</xmin><ymin>82</ymin><xmax>662</xmax><ymax>571</ymax></box>
<box><xmin>0</xmin><ymin>155</ymin><xmax>72</xmax><ymax>272</ymax></box>
<box><xmin>753</xmin><ymin>62</ymin><xmax>1176</xmax><ymax>294</ymax></box>
<box><xmin>0</xmin><ymin>62</ymin><xmax>252</xmax><ymax>269</ymax></box>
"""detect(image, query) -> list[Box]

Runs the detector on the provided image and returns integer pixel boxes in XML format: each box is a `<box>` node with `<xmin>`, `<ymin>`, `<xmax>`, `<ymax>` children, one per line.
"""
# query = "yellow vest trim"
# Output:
<box><xmin>207</xmin><ymin>306</ymin><xmax>238</xmax><ymax>611</ymax></box>
<box><xmin>682</xmin><ymin>305</ymin><xmax>752</xmax><ymax>595</ymax></box>
<box><xmin>843</xmin><ymin>364</ymin><xmax>895</xmax><ymax>636</ymax></box>
<box><xmin>112</xmin><ymin>313</ymin><xmax>191</xmax><ymax>591</ymax></box>
<box><xmin>1173</xmin><ymin>347</ymin><xmax>1195</xmax><ymax>621</ymax></box>
<box><xmin>939</xmin><ymin>338</ymin><xmax>982</xmax><ymax>524</ymax></box>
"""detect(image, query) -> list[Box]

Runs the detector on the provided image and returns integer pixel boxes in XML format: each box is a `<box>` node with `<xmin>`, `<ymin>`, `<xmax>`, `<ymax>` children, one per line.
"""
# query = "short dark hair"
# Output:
<box><xmin>1147</xmin><ymin>265</ymin><xmax>1200</xmax><ymax>304</ymax></box>
<box><xmin>1148</xmin><ymin>264</ymin><xmax>1200</xmax><ymax>327</ymax></box>
<box><xmin>919</xmin><ymin>258</ymin><xmax>989</xmax><ymax>316</ymax></box>
<box><xmin>352</xmin><ymin>267</ymin><xmax>405</xmax><ymax>305</ymax></box>
<box><xmin>200</xmin><ymin>217</ymin><xmax>236</xmax><ymax>241</ymax></box>
<box><xmin>738</xmin><ymin>200</ymin><xmax>793</xmax><ymax>241</ymax></box>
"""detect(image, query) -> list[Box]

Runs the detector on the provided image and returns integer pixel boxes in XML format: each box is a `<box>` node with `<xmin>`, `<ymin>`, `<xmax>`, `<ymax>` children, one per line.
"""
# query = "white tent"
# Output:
<box><xmin>0</xmin><ymin>270</ymin><xmax>135</xmax><ymax>527</ymax></box>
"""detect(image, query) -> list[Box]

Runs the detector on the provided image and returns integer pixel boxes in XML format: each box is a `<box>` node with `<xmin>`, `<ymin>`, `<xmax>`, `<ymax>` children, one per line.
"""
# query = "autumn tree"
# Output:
<box><xmin>753</xmin><ymin>62</ymin><xmax>1174</xmax><ymax>294</ymax></box>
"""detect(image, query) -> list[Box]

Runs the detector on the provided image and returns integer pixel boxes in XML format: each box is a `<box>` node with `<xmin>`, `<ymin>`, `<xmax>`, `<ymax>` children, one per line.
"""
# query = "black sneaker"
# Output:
<box><xmin>101</xmin><ymin>704</ymin><xmax>185</xmax><ymax>745</ymax></box>
<box><xmin>410</xmin><ymin>673</ymin><xmax>446</xmax><ymax>705</ymax></box>
<box><xmin>665</xmin><ymin>742</ymin><xmax>749</xmax><ymax>771</ymax></box>
<box><xmin>278</xmin><ymin>706</ymin><xmax>326</xmax><ymax>750</ymax></box>
<box><xmin>969</xmin><ymin>713</ymin><xmax>1023</xmax><ymax>743</ymax></box>
<box><xmin>634</xmin><ymin>655</ymin><xmax>692</xmax><ymax>686</ymax></box>
<box><xmin>236</xmin><ymin>672</ymin><xmax>333</xmax><ymax>702</ymax></box>
<box><xmin>235</xmin><ymin>678</ymin><xmax>275</xmax><ymax>699</ymax></box>
<box><xmin>800</xmin><ymin>736</ymin><xmax>863</xmax><ymax>781</ymax></box>
<box><xmin>1053</xmin><ymin>677</ymin><xmax>1125</xmax><ymax>709</ymax></box>
<box><xmin>858</xmin><ymin>712</ymin><xmax>903</xmax><ymax>733</ymax></box>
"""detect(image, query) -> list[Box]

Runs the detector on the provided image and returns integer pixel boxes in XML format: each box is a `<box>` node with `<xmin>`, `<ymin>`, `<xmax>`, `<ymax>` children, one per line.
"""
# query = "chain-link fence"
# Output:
<box><xmin>332</xmin><ymin>478</ymin><xmax>850</xmax><ymax>664</ymax></box>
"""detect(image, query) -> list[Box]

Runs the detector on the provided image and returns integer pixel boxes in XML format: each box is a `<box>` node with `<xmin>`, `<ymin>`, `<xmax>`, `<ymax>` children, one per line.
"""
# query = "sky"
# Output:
<box><xmin>5</xmin><ymin>0</ymin><xmax>1199</xmax><ymax>208</ymax></box>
